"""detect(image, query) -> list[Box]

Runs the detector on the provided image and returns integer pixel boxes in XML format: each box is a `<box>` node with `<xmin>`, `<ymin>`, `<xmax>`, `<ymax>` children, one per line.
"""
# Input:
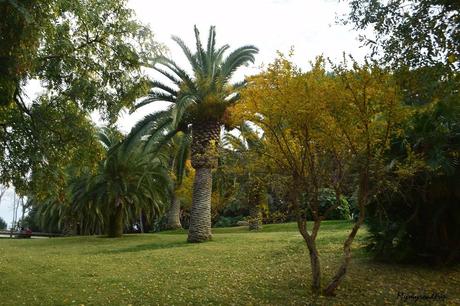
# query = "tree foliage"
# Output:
<box><xmin>0</xmin><ymin>0</ymin><xmax>162</xmax><ymax>194</ymax></box>
<box><xmin>29</xmin><ymin>127</ymin><xmax>171</xmax><ymax>236</ymax></box>
<box><xmin>129</xmin><ymin>25</ymin><xmax>258</xmax><ymax>242</ymax></box>
<box><xmin>233</xmin><ymin>54</ymin><xmax>409</xmax><ymax>295</ymax></box>
<box><xmin>347</xmin><ymin>0</ymin><xmax>459</xmax><ymax>70</ymax></box>
<box><xmin>347</xmin><ymin>0</ymin><xmax>460</xmax><ymax>265</ymax></box>
<box><xmin>70</xmin><ymin>127</ymin><xmax>170</xmax><ymax>237</ymax></box>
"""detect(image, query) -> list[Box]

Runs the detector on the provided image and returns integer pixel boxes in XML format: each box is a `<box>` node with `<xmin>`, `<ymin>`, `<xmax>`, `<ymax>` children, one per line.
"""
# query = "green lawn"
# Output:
<box><xmin>0</xmin><ymin>221</ymin><xmax>458</xmax><ymax>305</ymax></box>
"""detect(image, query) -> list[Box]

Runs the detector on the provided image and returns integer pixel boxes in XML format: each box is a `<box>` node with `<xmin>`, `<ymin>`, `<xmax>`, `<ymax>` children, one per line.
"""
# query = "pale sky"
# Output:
<box><xmin>0</xmin><ymin>0</ymin><xmax>369</xmax><ymax>227</ymax></box>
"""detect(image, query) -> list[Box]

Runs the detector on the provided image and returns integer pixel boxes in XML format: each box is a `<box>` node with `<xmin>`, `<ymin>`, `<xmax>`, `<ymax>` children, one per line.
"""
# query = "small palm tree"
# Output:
<box><xmin>72</xmin><ymin>127</ymin><xmax>171</xmax><ymax>237</ymax></box>
<box><xmin>130</xmin><ymin>26</ymin><xmax>258</xmax><ymax>242</ymax></box>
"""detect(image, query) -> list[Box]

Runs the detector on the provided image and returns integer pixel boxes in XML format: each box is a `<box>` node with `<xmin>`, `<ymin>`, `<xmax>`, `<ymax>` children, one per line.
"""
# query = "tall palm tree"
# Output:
<box><xmin>129</xmin><ymin>26</ymin><xmax>258</xmax><ymax>242</ymax></box>
<box><xmin>72</xmin><ymin>127</ymin><xmax>171</xmax><ymax>237</ymax></box>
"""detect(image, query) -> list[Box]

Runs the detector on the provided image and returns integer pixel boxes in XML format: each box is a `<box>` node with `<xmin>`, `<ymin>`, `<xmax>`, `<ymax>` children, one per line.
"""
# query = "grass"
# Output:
<box><xmin>0</xmin><ymin>221</ymin><xmax>458</xmax><ymax>305</ymax></box>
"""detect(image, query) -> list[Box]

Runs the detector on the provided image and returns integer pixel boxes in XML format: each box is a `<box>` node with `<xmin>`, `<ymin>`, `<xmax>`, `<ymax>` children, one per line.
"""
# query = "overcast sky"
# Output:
<box><xmin>0</xmin><ymin>0</ymin><xmax>370</xmax><ymax>227</ymax></box>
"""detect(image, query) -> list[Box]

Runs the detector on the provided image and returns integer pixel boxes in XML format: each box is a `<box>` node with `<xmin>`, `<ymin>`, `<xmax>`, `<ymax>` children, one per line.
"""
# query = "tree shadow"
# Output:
<box><xmin>94</xmin><ymin>240</ymin><xmax>192</xmax><ymax>255</ymax></box>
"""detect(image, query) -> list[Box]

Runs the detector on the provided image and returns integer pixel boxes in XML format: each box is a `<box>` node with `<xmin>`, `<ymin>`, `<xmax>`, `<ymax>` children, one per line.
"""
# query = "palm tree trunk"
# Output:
<box><xmin>248</xmin><ymin>178</ymin><xmax>262</xmax><ymax>231</ymax></box>
<box><xmin>188</xmin><ymin>120</ymin><xmax>220</xmax><ymax>243</ymax></box>
<box><xmin>248</xmin><ymin>205</ymin><xmax>261</xmax><ymax>230</ymax></box>
<box><xmin>187</xmin><ymin>167</ymin><xmax>213</xmax><ymax>242</ymax></box>
<box><xmin>107</xmin><ymin>199</ymin><xmax>124</xmax><ymax>238</ymax></box>
<box><xmin>139</xmin><ymin>212</ymin><xmax>144</xmax><ymax>233</ymax></box>
<box><xmin>165</xmin><ymin>193</ymin><xmax>182</xmax><ymax>230</ymax></box>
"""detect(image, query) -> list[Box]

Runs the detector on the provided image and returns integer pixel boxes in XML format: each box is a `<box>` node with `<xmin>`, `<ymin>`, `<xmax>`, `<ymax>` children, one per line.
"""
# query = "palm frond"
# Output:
<box><xmin>193</xmin><ymin>25</ymin><xmax>208</xmax><ymax>74</ymax></box>
<box><xmin>134</xmin><ymin>92</ymin><xmax>176</xmax><ymax>110</ymax></box>
<box><xmin>149</xmin><ymin>80</ymin><xmax>179</xmax><ymax>96</ymax></box>
<box><xmin>221</xmin><ymin>45</ymin><xmax>259</xmax><ymax>80</ymax></box>
<box><xmin>171</xmin><ymin>35</ymin><xmax>200</xmax><ymax>72</ymax></box>
<box><xmin>174</xmin><ymin>132</ymin><xmax>192</xmax><ymax>185</ymax></box>
<box><xmin>124</xmin><ymin>110</ymin><xmax>173</xmax><ymax>154</ymax></box>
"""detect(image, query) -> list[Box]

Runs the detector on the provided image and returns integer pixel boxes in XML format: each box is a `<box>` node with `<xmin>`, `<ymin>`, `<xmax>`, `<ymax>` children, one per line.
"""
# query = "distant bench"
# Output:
<box><xmin>0</xmin><ymin>230</ymin><xmax>64</xmax><ymax>238</ymax></box>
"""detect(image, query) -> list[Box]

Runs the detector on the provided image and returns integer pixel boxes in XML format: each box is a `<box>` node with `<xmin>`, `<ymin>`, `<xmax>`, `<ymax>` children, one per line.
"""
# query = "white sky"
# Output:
<box><xmin>0</xmin><ymin>0</ymin><xmax>370</xmax><ymax>227</ymax></box>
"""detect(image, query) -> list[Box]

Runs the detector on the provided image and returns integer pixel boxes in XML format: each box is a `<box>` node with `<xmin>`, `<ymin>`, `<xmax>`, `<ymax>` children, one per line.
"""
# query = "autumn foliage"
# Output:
<box><xmin>232</xmin><ymin>54</ymin><xmax>409</xmax><ymax>295</ymax></box>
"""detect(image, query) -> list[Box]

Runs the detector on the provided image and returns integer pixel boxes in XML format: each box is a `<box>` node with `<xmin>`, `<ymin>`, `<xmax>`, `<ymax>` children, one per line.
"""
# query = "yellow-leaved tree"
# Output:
<box><xmin>231</xmin><ymin>54</ymin><xmax>409</xmax><ymax>296</ymax></box>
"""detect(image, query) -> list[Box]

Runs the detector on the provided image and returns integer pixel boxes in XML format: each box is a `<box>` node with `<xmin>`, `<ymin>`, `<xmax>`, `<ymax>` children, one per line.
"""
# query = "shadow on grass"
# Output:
<box><xmin>95</xmin><ymin>239</ymin><xmax>193</xmax><ymax>255</ymax></box>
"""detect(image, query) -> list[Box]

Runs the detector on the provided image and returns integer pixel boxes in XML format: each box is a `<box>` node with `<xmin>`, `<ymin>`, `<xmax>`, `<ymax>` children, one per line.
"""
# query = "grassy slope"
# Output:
<box><xmin>0</xmin><ymin>221</ymin><xmax>458</xmax><ymax>306</ymax></box>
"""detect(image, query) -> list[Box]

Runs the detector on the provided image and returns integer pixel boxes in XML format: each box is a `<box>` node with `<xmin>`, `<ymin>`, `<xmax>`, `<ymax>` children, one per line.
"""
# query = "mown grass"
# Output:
<box><xmin>0</xmin><ymin>221</ymin><xmax>458</xmax><ymax>305</ymax></box>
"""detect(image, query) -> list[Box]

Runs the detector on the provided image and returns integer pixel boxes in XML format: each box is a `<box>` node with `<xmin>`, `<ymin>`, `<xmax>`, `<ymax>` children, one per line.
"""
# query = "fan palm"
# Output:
<box><xmin>129</xmin><ymin>26</ymin><xmax>258</xmax><ymax>242</ymax></box>
<box><xmin>71</xmin><ymin>127</ymin><xmax>171</xmax><ymax>237</ymax></box>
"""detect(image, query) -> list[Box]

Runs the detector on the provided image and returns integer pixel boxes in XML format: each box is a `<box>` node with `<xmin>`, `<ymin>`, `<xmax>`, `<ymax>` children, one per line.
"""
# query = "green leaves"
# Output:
<box><xmin>347</xmin><ymin>0</ymin><xmax>459</xmax><ymax>70</ymax></box>
<box><xmin>143</xmin><ymin>26</ymin><xmax>258</xmax><ymax>126</ymax></box>
<box><xmin>68</xmin><ymin>127</ymin><xmax>171</xmax><ymax>234</ymax></box>
<box><xmin>1</xmin><ymin>0</ymin><xmax>163</xmax><ymax>193</ymax></box>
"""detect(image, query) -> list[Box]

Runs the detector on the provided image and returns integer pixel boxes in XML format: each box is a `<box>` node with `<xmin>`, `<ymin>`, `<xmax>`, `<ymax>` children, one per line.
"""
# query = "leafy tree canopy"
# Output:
<box><xmin>347</xmin><ymin>0</ymin><xmax>459</xmax><ymax>70</ymax></box>
<box><xmin>0</xmin><ymin>0</ymin><xmax>162</xmax><ymax>193</ymax></box>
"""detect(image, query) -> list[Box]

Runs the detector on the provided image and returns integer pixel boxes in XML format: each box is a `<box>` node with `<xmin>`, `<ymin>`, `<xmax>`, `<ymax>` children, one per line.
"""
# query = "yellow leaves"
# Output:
<box><xmin>175</xmin><ymin>163</ymin><xmax>194</xmax><ymax>208</ymax></box>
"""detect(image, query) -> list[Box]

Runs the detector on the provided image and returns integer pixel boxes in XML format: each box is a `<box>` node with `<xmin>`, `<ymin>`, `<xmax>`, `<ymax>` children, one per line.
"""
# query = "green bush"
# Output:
<box><xmin>213</xmin><ymin>215</ymin><xmax>245</xmax><ymax>228</ymax></box>
<box><xmin>304</xmin><ymin>188</ymin><xmax>351</xmax><ymax>221</ymax></box>
<box><xmin>366</xmin><ymin>170</ymin><xmax>460</xmax><ymax>265</ymax></box>
<box><xmin>366</xmin><ymin>95</ymin><xmax>460</xmax><ymax>265</ymax></box>
<box><xmin>0</xmin><ymin>217</ymin><xmax>7</xmax><ymax>230</ymax></box>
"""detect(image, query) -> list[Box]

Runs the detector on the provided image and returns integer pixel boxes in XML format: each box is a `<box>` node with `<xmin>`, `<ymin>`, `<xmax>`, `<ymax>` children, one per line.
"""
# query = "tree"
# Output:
<box><xmin>129</xmin><ymin>26</ymin><xmax>258</xmax><ymax>242</ymax></box>
<box><xmin>164</xmin><ymin>132</ymin><xmax>193</xmax><ymax>230</ymax></box>
<box><xmin>366</xmin><ymin>87</ymin><xmax>460</xmax><ymax>265</ymax></box>
<box><xmin>71</xmin><ymin>127</ymin><xmax>170</xmax><ymax>237</ymax></box>
<box><xmin>347</xmin><ymin>0</ymin><xmax>459</xmax><ymax>70</ymax></box>
<box><xmin>0</xmin><ymin>217</ymin><xmax>7</xmax><ymax>230</ymax></box>
<box><xmin>347</xmin><ymin>0</ymin><xmax>460</xmax><ymax>265</ymax></box>
<box><xmin>222</xmin><ymin>124</ymin><xmax>267</xmax><ymax>230</ymax></box>
<box><xmin>234</xmin><ymin>54</ymin><xmax>408</xmax><ymax>295</ymax></box>
<box><xmin>0</xmin><ymin>0</ymin><xmax>162</xmax><ymax>194</ymax></box>
<box><xmin>0</xmin><ymin>185</ymin><xmax>6</xmax><ymax>207</ymax></box>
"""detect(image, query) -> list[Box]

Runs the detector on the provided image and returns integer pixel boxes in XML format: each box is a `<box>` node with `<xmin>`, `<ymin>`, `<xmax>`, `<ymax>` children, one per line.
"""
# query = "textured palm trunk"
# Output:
<box><xmin>248</xmin><ymin>205</ymin><xmax>261</xmax><ymax>230</ymax></box>
<box><xmin>187</xmin><ymin>120</ymin><xmax>220</xmax><ymax>243</ymax></box>
<box><xmin>248</xmin><ymin>178</ymin><xmax>262</xmax><ymax>231</ymax></box>
<box><xmin>165</xmin><ymin>193</ymin><xmax>182</xmax><ymax>230</ymax></box>
<box><xmin>107</xmin><ymin>199</ymin><xmax>123</xmax><ymax>238</ymax></box>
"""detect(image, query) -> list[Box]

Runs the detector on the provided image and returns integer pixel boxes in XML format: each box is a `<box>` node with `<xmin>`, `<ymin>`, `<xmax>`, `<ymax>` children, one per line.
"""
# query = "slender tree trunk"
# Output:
<box><xmin>323</xmin><ymin>213</ymin><xmax>365</xmax><ymax>296</ymax></box>
<box><xmin>107</xmin><ymin>200</ymin><xmax>124</xmax><ymax>238</ymax></box>
<box><xmin>292</xmin><ymin>179</ymin><xmax>322</xmax><ymax>295</ymax></box>
<box><xmin>139</xmin><ymin>212</ymin><xmax>144</xmax><ymax>233</ymax></box>
<box><xmin>165</xmin><ymin>193</ymin><xmax>182</xmax><ymax>230</ymax></box>
<box><xmin>323</xmin><ymin>174</ymin><xmax>368</xmax><ymax>296</ymax></box>
<box><xmin>188</xmin><ymin>120</ymin><xmax>220</xmax><ymax>243</ymax></box>
<box><xmin>308</xmin><ymin>239</ymin><xmax>321</xmax><ymax>293</ymax></box>
<box><xmin>298</xmin><ymin>219</ymin><xmax>322</xmax><ymax>294</ymax></box>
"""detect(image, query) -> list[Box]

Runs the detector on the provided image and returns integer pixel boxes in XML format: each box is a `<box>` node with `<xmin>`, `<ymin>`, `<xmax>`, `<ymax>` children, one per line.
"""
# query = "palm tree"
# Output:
<box><xmin>223</xmin><ymin>124</ymin><xmax>266</xmax><ymax>230</ymax></box>
<box><xmin>129</xmin><ymin>26</ymin><xmax>258</xmax><ymax>242</ymax></box>
<box><xmin>72</xmin><ymin>127</ymin><xmax>171</xmax><ymax>237</ymax></box>
<box><xmin>164</xmin><ymin>132</ymin><xmax>192</xmax><ymax>230</ymax></box>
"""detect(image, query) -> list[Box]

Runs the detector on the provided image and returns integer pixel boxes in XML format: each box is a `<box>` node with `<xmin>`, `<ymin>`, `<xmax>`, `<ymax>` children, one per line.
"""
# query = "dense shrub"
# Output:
<box><xmin>366</xmin><ymin>97</ymin><xmax>460</xmax><ymax>265</ymax></box>
<box><xmin>213</xmin><ymin>215</ymin><xmax>245</xmax><ymax>228</ymax></box>
<box><xmin>366</xmin><ymin>170</ymin><xmax>460</xmax><ymax>265</ymax></box>
<box><xmin>304</xmin><ymin>188</ymin><xmax>351</xmax><ymax>221</ymax></box>
<box><xmin>0</xmin><ymin>217</ymin><xmax>7</xmax><ymax>230</ymax></box>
